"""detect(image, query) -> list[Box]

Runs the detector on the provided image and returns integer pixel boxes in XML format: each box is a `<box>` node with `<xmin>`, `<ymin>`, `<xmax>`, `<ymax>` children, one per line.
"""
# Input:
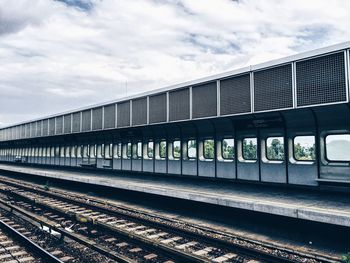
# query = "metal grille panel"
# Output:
<box><xmin>42</xmin><ymin>120</ymin><xmax>48</xmax><ymax>136</ymax></box>
<box><xmin>192</xmin><ymin>82</ymin><xmax>217</xmax><ymax>118</ymax></box>
<box><xmin>220</xmin><ymin>74</ymin><xmax>251</xmax><ymax>115</ymax></box>
<box><xmin>254</xmin><ymin>64</ymin><xmax>293</xmax><ymax>112</ymax></box>
<box><xmin>82</xmin><ymin>110</ymin><xmax>91</xmax><ymax>132</ymax></box>
<box><xmin>149</xmin><ymin>93</ymin><xmax>166</xmax><ymax>124</ymax></box>
<box><xmin>104</xmin><ymin>104</ymin><xmax>115</xmax><ymax>129</ymax></box>
<box><xmin>30</xmin><ymin>122</ymin><xmax>36</xmax><ymax>137</ymax></box>
<box><xmin>169</xmin><ymin>88</ymin><xmax>190</xmax><ymax>121</ymax></box>
<box><xmin>72</xmin><ymin>112</ymin><xmax>81</xmax><ymax>133</ymax></box>
<box><xmin>25</xmin><ymin>124</ymin><xmax>30</xmax><ymax>138</ymax></box>
<box><xmin>56</xmin><ymin>116</ymin><xmax>63</xmax><ymax>134</ymax></box>
<box><xmin>49</xmin><ymin>118</ymin><xmax>55</xmax><ymax>135</ymax></box>
<box><xmin>36</xmin><ymin>121</ymin><xmax>42</xmax><ymax>137</ymax></box>
<box><xmin>64</xmin><ymin>114</ymin><xmax>71</xmax><ymax>134</ymax></box>
<box><xmin>92</xmin><ymin>107</ymin><xmax>103</xmax><ymax>130</ymax></box>
<box><xmin>132</xmin><ymin>98</ymin><xmax>147</xmax><ymax>126</ymax></box>
<box><xmin>296</xmin><ymin>52</ymin><xmax>347</xmax><ymax>106</ymax></box>
<box><xmin>117</xmin><ymin>101</ymin><xmax>130</xmax><ymax>127</ymax></box>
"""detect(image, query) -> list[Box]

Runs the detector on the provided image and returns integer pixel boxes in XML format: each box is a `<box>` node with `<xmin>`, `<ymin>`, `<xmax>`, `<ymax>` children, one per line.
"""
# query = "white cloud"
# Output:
<box><xmin>1</xmin><ymin>0</ymin><xmax>350</xmax><ymax>127</ymax></box>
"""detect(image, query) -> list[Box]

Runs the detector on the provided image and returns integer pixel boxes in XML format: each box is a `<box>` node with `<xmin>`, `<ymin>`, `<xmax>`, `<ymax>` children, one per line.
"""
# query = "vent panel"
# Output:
<box><xmin>72</xmin><ymin>112</ymin><xmax>81</xmax><ymax>133</ymax></box>
<box><xmin>296</xmin><ymin>52</ymin><xmax>346</xmax><ymax>106</ymax></box>
<box><xmin>104</xmin><ymin>104</ymin><xmax>116</xmax><ymax>129</ymax></box>
<box><xmin>30</xmin><ymin>122</ymin><xmax>36</xmax><ymax>137</ymax></box>
<box><xmin>49</xmin><ymin>118</ymin><xmax>55</xmax><ymax>136</ymax></box>
<box><xmin>64</xmin><ymin>114</ymin><xmax>71</xmax><ymax>134</ymax></box>
<box><xmin>117</xmin><ymin>101</ymin><xmax>130</xmax><ymax>127</ymax></box>
<box><xmin>92</xmin><ymin>107</ymin><xmax>103</xmax><ymax>130</ymax></box>
<box><xmin>82</xmin><ymin>110</ymin><xmax>91</xmax><ymax>132</ymax></box>
<box><xmin>220</xmin><ymin>74</ymin><xmax>251</xmax><ymax>115</ymax></box>
<box><xmin>132</xmin><ymin>98</ymin><xmax>147</xmax><ymax>126</ymax></box>
<box><xmin>192</xmin><ymin>82</ymin><xmax>217</xmax><ymax>118</ymax></box>
<box><xmin>42</xmin><ymin>120</ymin><xmax>48</xmax><ymax>136</ymax></box>
<box><xmin>36</xmin><ymin>121</ymin><xmax>42</xmax><ymax>137</ymax></box>
<box><xmin>56</xmin><ymin>116</ymin><xmax>63</xmax><ymax>134</ymax></box>
<box><xmin>25</xmin><ymin>124</ymin><xmax>31</xmax><ymax>138</ymax></box>
<box><xmin>169</xmin><ymin>88</ymin><xmax>190</xmax><ymax>121</ymax></box>
<box><xmin>254</xmin><ymin>64</ymin><xmax>293</xmax><ymax>112</ymax></box>
<box><xmin>149</xmin><ymin>93</ymin><xmax>167</xmax><ymax>124</ymax></box>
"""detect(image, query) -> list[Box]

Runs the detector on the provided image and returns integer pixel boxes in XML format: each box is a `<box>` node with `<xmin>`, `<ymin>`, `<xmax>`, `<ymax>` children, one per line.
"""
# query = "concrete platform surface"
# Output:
<box><xmin>0</xmin><ymin>163</ymin><xmax>349</xmax><ymax>227</ymax></box>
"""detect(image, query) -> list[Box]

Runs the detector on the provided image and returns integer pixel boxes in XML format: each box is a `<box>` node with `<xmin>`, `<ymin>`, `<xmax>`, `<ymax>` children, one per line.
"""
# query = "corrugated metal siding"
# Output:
<box><xmin>254</xmin><ymin>64</ymin><xmax>293</xmax><ymax>112</ymax></box>
<box><xmin>64</xmin><ymin>114</ymin><xmax>71</xmax><ymax>134</ymax></box>
<box><xmin>25</xmin><ymin>124</ymin><xmax>31</xmax><ymax>138</ymax></box>
<box><xmin>36</xmin><ymin>121</ymin><xmax>42</xmax><ymax>137</ymax></box>
<box><xmin>56</xmin><ymin>116</ymin><xmax>63</xmax><ymax>134</ymax></box>
<box><xmin>296</xmin><ymin>52</ymin><xmax>347</xmax><ymax>107</ymax></box>
<box><xmin>117</xmin><ymin>101</ymin><xmax>130</xmax><ymax>127</ymax></box>
<box><xmin>192</xmin><ymin>82</ymin><xmax>217</xmax><ymax>118</ymax></box>
<box><xmin>92</xmin><ymin>107</ymin><xmax>103</xmax><ymax>130</ymax></box>
<box><xmin>82</xmin><ymin>110</ymin><xmax>91</xmax><ymax>132</ymax></box>
<box><xmin>30</xmin><ymin>122</ymin><xmax>36</xmax><ymax>137</ymax></box>
<box><xmin>103</xmin><ymin>104</ymin><xmax>116</xmax><ymax>129</ymax></box>
<box><xmin>42</xmin><ymin>120</ymin><xmax>48</xmax><ymax>136</ymax></box>
<box><xmin>72</xmin><ymin>112</ymin><xmax>81</xmax><ymax>133</ymax></box>
<box><xmin>220</xmin><ymin>74</ymin><xmax>251</xmax><ymax>115</ymax></box>
<box><xmin>49</xmin><ymin>118</ymin><xmax>55</xmax><ymax>136</ymax></box>
<box><xmin>149</xmin><ymin>93</ymin><xmax>166</xmax><ymax>124</ymax></box>
<box><xmin>132</xmin><ymin>98</ymin><xmax>147</xmax><ymax>126</ymax></box>
<box><xmin>169</xmin><ymin>88</ymin><xmax>190</xmax><ymax>121</ymax></box>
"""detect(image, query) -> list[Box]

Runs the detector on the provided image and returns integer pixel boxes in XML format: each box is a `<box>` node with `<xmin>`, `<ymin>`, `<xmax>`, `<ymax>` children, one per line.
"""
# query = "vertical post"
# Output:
<box><xmin>189</xmin><ymin>87</ymin><xmax>193</xmax><ymax>120</ymax></box>
<box><xmin>166</xmin><ymin>92</ymin><xmax>169</xmax><ymax>122</ymax></box>
<box><xmin>216</xmin><ymin>80</ymin><xmax>220</xmax><ymax>116</ymax></box>
<box><xmin>292</xmin><ymin>62</ymin><xmax>297</xmax><ymax>108</ymax></box>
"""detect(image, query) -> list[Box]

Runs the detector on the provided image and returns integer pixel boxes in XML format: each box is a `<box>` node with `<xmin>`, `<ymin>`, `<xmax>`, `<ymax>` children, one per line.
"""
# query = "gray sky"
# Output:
<box><xmin>1</xmin><ymin>0</ymin><xmax>350</xmax><ymax>127</ymax></box>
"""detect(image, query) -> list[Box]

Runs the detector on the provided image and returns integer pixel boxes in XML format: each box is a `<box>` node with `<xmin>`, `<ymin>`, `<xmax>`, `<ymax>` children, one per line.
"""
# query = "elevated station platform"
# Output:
<box><xmin>0</xmin><ymin>163</ymin><xmax>349</xmax><ymax>228</ymax></box>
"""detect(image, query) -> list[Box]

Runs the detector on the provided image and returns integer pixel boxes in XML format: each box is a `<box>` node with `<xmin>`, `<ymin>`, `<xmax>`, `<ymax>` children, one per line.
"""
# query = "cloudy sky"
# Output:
<box><xmin>1</xmin><ymin>0</ymin><xmax>350</xmax><ymax>127</ymax></box>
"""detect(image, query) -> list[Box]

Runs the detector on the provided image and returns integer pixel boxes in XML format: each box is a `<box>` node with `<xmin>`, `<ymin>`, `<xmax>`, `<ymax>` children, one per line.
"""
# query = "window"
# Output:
<box><xmin>105</xmin><ymin>144</ymin><xmax>112</xmax><ymax>159</ymax></box>
<box><xmin>222</xmin><ymin>138</ymin><xmax>234</xmax><ymax>159</ymax></box>
<box><xmin>127</xmin><ymin>143</ymin><xmax>132</xmax><ymax>158</ymax></box>
<box><xmin>173</xmin><ymin>140</ymin><xmax>181</xmax><ymax>159</ymax></box>
<box><xmin>203</xmin><ymin>139</ymin><xmax>214</xmax><ymax>159</ymax></box>
<box><xmin>243</xmin><ymin>138</ymin><xmax>257</xmax><ymax>160</ymax></box>
<box><xmin>137</xmin><ymin>142</ymin><xmax>142</xmax><ymax>158</ymax></box>
<box><xmin>160</xmin><ymin>140</ymin><xmax>166</xmax><ymax>159</ymax></box>
<box><xmin>187</xmin><ymin>140</ymin><xmax>196</xmax><ymax>159</ymax></box>
<box><xmin>71</xmin><ymin>146</ymin><xmax>77</xmax><ymax>158</ymax></box>
<box><xmin>294</xmin><ymin>136</ymin><xmax>315</xmax><ymax>161</ymax></box>
<box><xmin>65</xmin><ymin>146</ymin><xmax>70</xmax><ymax>158</ymax></box>
<box><xmin>325</xmin><ymin>134</ymin><xmax>350</xmax><ymax>161</ymax></box>
<box><xmin>113</xmin><ymin>143</ymin><xmax>122</xmax><ymax>158</ymax></box>
<box><xmin>266</xmin><ymin>137</ymin><xmax>284</xmax><ymax>161</ymax></box>
<box><xmin>55</xmin><ymin>146</ymin><xmax>60</xmax><ymax>157</ymax></box>
<box><xmin>147</xmin><ymin>141</ymin><xmax>154</xmax><ymax>158</ymax></box>
<box><xmin>89</xmin><ymin>145</ymin><xmax>96</xmax><ymax>157</ymax></box>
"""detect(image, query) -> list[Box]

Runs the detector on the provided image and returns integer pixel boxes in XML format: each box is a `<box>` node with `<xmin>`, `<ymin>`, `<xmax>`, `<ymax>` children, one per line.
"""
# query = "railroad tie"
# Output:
<box><xmin>147</xmin><ymin>232</ymin><xmax>168</xmax><ymax>239</ymax></box>
<box><xmin>212</xmin><ymin>253</ymin><xmax>238</xmax><ymax>262</ymax></box>
<box><xmin>160</xmin><ymin>236</ymin><xmax>182</xmax><ymax>244</ymax></box>
<box><xmin>144</xmin><ymin>253</ymin><xmax>158</xmax><ymax>260</ymax></box>
<box><xmin>175</xmin><ymin>241</ymin><xmax>198</xmax><ymax>249</ymax></box>
<box><xmin>193</xmin><ymin>247</ymin><xmax>214</xmax><ymax>256</ymax></box>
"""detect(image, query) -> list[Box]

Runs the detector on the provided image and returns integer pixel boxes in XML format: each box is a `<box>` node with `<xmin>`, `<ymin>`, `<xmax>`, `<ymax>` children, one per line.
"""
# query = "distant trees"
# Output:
<box><xmin>294</xmin><ymin>142</ymin><xmax>315</xmax><ymax>160</ymax></box>
<box><xmin>266</xmin><ymin>138</ymin><xmax>284</xmax><ymax>160</ymax></box>
<box><xmin>243</xmin><ymin>139</ymin><xmax>257</xmax><ymax>159</ymax></box>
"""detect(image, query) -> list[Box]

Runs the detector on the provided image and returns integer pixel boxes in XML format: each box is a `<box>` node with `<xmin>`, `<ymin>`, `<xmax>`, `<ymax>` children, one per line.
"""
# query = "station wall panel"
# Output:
<box><xmin>64</xmin><ymin>114</ymin><xmax>71</xmax><ymax>134</ymax></box>
<box><xmin>72</xmin><ymin>112</ymin><xmax>81</xmax><ymax>133</ymax></box>
<box><xmin>30</xmin><ymin>122</ymin><xmax>36</xmax><ymax>137</ymax></box>
<box><xmin>117</xmin><ymin>101</ymin><xmax>130</xmax><ymax>127</ymax></box>
<box><xmin>82</xmin><ymin>110</ymin><xmax>91</xmax><ymax>132</ymax></box>
<box><xmin>42</xmin><ymin>120</ymin><xmax>48</xmax><ymax>136</ymax></box>
<box><xmin>132</xmin><ymin>98</ymin><xmax>147</xmax><ymax>126</ymax></box>
<box><xmin>149</xmin><ymin>93</ymin><xmax>166</xmax><ymax>124</ymax></box>
<box><xmin>220</xmin><ymin>74</ymin><xmax>251</xmax><ymax>115</ymax></box>
<box><xmin>103</xmin><ymin>104</ymin><xmax>116</xmax><ymax>129</ymax></box>
<box><xmin>296</xmin><ymin>51</ymin><xmax>347</xmax><ymax>107</ymax></box>
<box><xmin>49</xmin><ymin>118</ymin><xmax>55</xmax><ymax>136</ymax></box>
<box><xmin>36</xmin><ymin>121</ymin><xmax>42</xmax><ymax>137</ymax></box>
<box><xmin>192</xmin><ymin>82</ymin><xmax>217</xmax><ymax>119</ymax></box>
<box><xmin>25</xmin><ymin>124</ymin><xmax>31</xmax><ymax>138</ymax></box>
<box><xmin>169</xmin><ymin>88</ymin><xmax>190</xmax><ymax>121</ymax></box>
<box><xmin>254</xmin><ymin>64</ymin><xmax>293</xmax><ymax>112</ymax></box>
<box><xmin>92</xmin><ymin>107</ymin><xmax>103</xmax><ymax>130</ymax></box>
<box><xmin>56</xmin><ymin>116</ymin><xmax>63</xmax><ymax>134</ymax></box>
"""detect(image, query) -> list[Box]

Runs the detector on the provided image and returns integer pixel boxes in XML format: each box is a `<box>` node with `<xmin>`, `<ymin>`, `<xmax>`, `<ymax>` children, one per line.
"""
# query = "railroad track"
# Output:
<box><xmin>0</xmin><ymin>175</ymin><xmax>341</xmax><ymax>263</ymax></box>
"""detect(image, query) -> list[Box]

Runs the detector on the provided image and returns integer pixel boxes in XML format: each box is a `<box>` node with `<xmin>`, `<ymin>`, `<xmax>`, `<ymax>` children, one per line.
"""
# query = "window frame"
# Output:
<box><xmin>159</xmin><ymin>140</ymin><xmax>167</xmax><ymax>159</ymax></box>
<box><xmin>293</xmin><ymin>135</ymin><xmax>316</xmax><ymax>162</ymax></box>
<box><xmin>203</xmin><ymin>139</ymin><xmax>214</xmax><ymax>160</ymax></box>
<box><xmin>242</xmin><ymin>137</ymin><xmax>258</xmax><ymax>161</ymax></box>
<box><xmin>147</xmin><ymin>141</ymin><xmax>154</xmax><ymax>159</ymax></box>
<box><xmin>137</xmin><ymin>142</ymin><xmax>142</xmax><ymax>159</ymax></box>
<box><xmin>172</xmin><ymin>140</ymin><xmax>181</xmax><ymax>159</ymax></box>
<box><xmin>325</xmin><ymin>133</ymin><xmax>350</xmax><ymax>162</ymax></box>
<box><xmin>265</xmin><ymin>136</ymin><xmax>285</xmax><ymax>161</ymax></box>
<box><xmin>221</xmin><ymin>138</ymin><xmax>235</xmax><ymax>160</ymax></box>
<box><xmin>187</xmin><ymin>139</ymin><xmax>197</xmax><ymax>160</ymax></box>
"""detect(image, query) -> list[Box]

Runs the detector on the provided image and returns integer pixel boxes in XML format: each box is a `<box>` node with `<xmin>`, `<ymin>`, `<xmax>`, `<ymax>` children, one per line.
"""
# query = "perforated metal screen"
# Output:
<box><xmin>42</xmin><ymin>120</ymin><xmax>48</xmax><ymax>136</ymax></box>
<box><xmin>56</xmin><ymin>116</ymin><xmax>63</xmax><ymax>134</ymax></box>
<box><xmin>220</xmin><ymin>74</ymin><xmax>251</xmax><ymax>115</ymax></box>
<box><xmin>117</xmin><ymin>101</ymin><xmax>130</xmax><ymax>127</ymax></box>
<box><xmin>64</xmin><ymin>114</ymin><xmax>71</xmax><ymax>134</ymax></box>
<box><xmin>192</xmin><ymin>82</ymin><xmax>217</xmax><ymax>118</ymax></box>
<box><xmin>169</xmin><ymin>88</ymin><xmax>190</xmax><ymax>121</ymax></box>
<box><xmin>36</xmin><ymin>121</ymin><xmax>42</xmax><ymax>137</ymax></box>
<box><xmin>48</xmin><ymin>118</ymin><xmax>55</xmax><ymax>136</ymax></box>
<box><xmin>82</xmin><ymin>110</ymin><xmax>91</xmax><ymax>131</ymax></box>
<box><xmin>296</xmin><ymin>52</ymin><xmax>347</xmax><ymax>107</ymax></box>
<box><xmin>30</xmin><ymin>122</ymin><xmax>36</xmax><ymax>137</ymax></box>
<box><xmin>149</xmin><ymin>93</ymin><xmax>166</xmax><ymax>124</ymax></box>
<box><xmin>104</xmin><ymin>104</ymin><xmax>115</xmax><ymax>129</ymax></box>
<box><xmin>72</xmin><ymin>112</ymin><xmax>81</xmax><ymax>133</ymax></box>
<box><xmin>92</xmin><ymin>107</ymin><xmax>103</xmax><ymax>130</ymax></box>
<box><xmin>254</xmin><ymin>64</ymin><xmax>293</xmax><ymax>112</ymax></box>
<box><xmin>132</xmin><ymin>98</ymin><xmax>147</xmax><ymax>126</ymax></box>
<box><xmin>25</xmin><ymin>124</ymin><xmax>31</xmax><ymax>138</ymax></box>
